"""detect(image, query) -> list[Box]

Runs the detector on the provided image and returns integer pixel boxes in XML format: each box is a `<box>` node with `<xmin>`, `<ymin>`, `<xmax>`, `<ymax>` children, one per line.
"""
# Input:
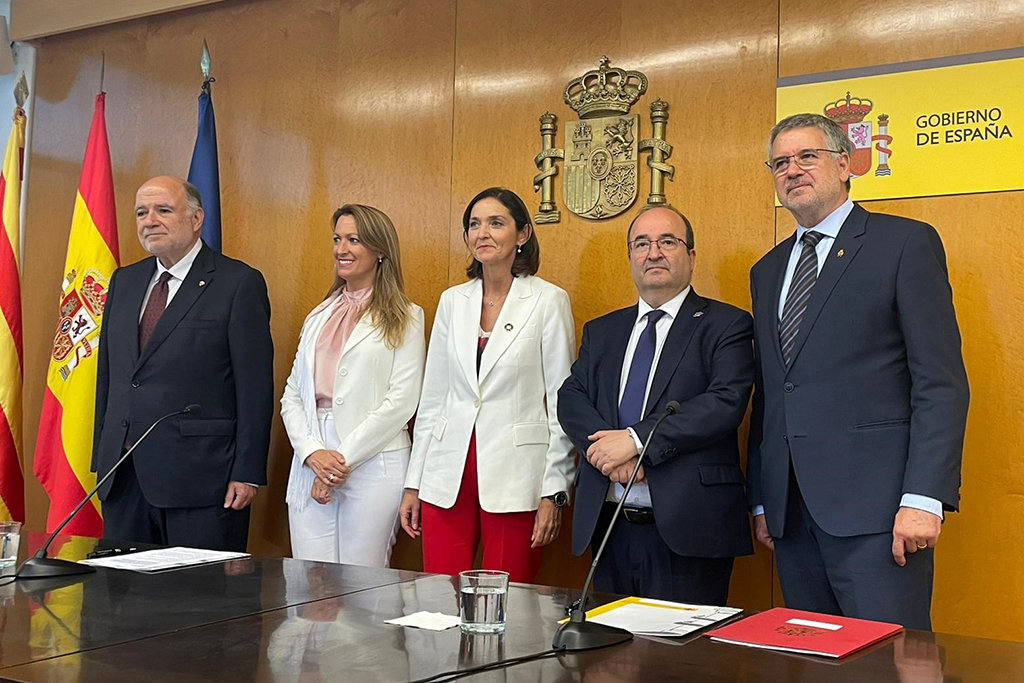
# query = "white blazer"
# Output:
<box><xmin>281</xmin><ymin>292</ymin><xmax>425</xmax><ymax>510</ymax></box>
<box><xmin>405</xmin><ymin>275</ymin><xmax>576</xmax><ymax>513</ymax></box>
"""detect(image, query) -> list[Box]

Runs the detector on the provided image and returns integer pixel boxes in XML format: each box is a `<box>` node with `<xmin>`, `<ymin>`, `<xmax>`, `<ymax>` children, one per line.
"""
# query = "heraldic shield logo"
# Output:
<box><xmin>564</xmin><ymin>115</ymin><xmax>639</xmax><ymax>219</ymax></box>
<box><xmin>533</xmin><ymin>57</ymin><xmax>676</xmax><ymax>224</ymax></box>
<box><xmin>825</xmin><ymin>92</ymin><xmax>894</xmax><ymax>178</ymax></box>
<box><xmin>561</xmin><ymin>58</ymin><xmax>647</xmax><ymax>219</ymax></box>
<box><xmin>52</xmin><ymin>268</ymin><xmax>109</xmax><ymax>380</ymax></box>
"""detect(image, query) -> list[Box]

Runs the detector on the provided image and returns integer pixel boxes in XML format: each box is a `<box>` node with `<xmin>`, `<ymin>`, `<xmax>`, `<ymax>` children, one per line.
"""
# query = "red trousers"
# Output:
<box><xmin>421</xmin><ymin>432</ymin><xmax>541</xmax><ymax>583</ymax></box>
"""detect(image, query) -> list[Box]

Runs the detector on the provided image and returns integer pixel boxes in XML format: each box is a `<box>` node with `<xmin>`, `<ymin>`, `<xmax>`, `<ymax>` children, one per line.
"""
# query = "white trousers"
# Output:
<box><xmin>288</xmin><ymin>410</ymin><xmax>409</xmax><ymax>566</ymax></box>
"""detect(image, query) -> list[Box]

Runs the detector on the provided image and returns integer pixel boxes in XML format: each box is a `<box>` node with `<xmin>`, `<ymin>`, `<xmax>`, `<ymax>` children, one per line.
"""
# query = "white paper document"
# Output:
<box><xmin>384</xmin><ymin>611</ymin><xmax>462</xmax><ymax>631</ymax></box>
<box><xmin>80</xmin><ymin>547</ymin><xmax>250</xmax><ymax>572</ymax></box>
<box><xmin>586</xmin><ymin>597</ymin><xmax>742</xmax><ymax>637</ymax></box>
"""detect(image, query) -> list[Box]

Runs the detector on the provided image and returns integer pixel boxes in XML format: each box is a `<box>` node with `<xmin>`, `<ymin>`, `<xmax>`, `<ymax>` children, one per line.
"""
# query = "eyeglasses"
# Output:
<box><xmin>765</xmin><ymin>148</ymin><xmax>843</xmax><ymax>175</ymax></box>
<box><xmin>627</xmin><ymin>236</ymin><xmax>690</xmax><ymax>255</ymax></box>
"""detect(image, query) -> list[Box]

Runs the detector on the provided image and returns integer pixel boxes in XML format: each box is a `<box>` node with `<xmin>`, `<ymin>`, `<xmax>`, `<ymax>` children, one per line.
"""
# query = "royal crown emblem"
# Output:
<box><xmin>532</xmin><ymin>57</ymin><xmax>675</xmax><ymax>222</ymax></box>
<box><xmin>563</xmin><ymin>57</ymin><xmax>647</xmax><ymax>118</ymax></box>
<box><xmin>824</xmin><ymin>92</ymin><xmax>894</xmax><ymax>178</ymax></box>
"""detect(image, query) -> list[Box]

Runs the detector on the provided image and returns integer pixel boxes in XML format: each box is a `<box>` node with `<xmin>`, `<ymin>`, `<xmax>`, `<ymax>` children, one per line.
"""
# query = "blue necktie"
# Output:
<box><xmin>619</xmin><ymin>309</ymin><xmax>666</xmax><ymax>427</ymax></box>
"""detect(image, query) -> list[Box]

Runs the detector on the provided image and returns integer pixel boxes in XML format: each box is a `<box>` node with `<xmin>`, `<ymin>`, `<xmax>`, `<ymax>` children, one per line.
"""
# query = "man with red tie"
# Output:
<box><xmin>92</xmin><ymin>176</ymin><xmax>273</xmax><ymax>551</ymax></box>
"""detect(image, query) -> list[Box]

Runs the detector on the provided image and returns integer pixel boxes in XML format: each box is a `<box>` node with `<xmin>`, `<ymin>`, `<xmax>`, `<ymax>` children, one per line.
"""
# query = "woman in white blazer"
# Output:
<box><xmin>282</xmin><ymin>204</ymin><xmax>425</xmax><ymax>566</ymax></box>
<box><xmin>399</xmin><ymin>187</ymin><xmax>575</xmax><ymax>582</ymax></box>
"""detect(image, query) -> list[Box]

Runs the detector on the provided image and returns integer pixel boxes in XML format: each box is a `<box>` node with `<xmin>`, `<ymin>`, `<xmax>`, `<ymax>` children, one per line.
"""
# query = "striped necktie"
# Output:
<box><xmin>779</xmin><ymin>230</ymin><xmax>824</xmax><ymax>365</ymax></box>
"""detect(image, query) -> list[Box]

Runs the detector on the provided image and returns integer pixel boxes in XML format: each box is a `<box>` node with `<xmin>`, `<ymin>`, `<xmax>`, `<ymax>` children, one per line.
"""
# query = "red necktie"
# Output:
<box><xmin>139</xmin><ymin>272</ymin><xmax>172</xmax><ymax>350</ymax></box>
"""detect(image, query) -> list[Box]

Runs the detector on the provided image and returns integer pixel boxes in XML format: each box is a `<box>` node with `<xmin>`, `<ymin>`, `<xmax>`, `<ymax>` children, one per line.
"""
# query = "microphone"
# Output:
<box><xmin>17</xmin><ymin>404</ymin><xmax>200</xmax><ymax>580</ymax></box>
<box><xmin>552</xmin><ymin>400</ymin><xmax>681</xmax><ymax>651</ymax></box>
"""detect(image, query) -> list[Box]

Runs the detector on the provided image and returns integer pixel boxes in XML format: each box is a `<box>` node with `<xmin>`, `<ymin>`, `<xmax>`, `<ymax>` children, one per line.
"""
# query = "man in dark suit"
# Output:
<box><xmin>748</xmin><ymin>113</ymin><xmax>969</xmax><ymax>629</ymax></box>
<box><xmin>558</xmin><ymin>205</ymin><xmax>754</xmax><ymax>604</ymax></box>
<box><xmin>92</xmin><ymin>176</ymin><xmax>274</xmax><ymax>552</ymax></box>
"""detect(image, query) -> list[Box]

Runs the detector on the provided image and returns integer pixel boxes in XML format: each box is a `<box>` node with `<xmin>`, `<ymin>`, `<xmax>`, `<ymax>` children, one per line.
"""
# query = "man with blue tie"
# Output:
<box><xmin>558</xmin><ymin>205</ymin><xmax>754</xmax><ymax>604</ymax></box>
<box><xmin>748</xmin><ymin>113</ymin><xmax>969</xmax><ymax>629</ymax></box>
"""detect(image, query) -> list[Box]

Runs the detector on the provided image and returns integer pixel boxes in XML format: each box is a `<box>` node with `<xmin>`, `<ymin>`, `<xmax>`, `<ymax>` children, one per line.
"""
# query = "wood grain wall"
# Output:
<box><xmin>17</xmin><ymin>0</ymin><xmax>1024</xmax><ymax>639</ymax></box>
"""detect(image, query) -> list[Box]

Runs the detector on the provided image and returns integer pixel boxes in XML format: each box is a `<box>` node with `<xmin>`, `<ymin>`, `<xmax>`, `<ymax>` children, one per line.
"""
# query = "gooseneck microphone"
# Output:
<box><xmin>17</xmin><ymin>404</ymin><xmax>201</xmax><ymax>580</ymax></box>
<box><xmin>552</xmin><ymin>400</ymin><xmax>681</xmax><ymax>652</ymax></box>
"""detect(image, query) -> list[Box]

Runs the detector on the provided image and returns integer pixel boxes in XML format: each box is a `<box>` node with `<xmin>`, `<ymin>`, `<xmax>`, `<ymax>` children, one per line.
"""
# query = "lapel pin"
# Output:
<box><xmin>199</xmin><ymin>280</ymin><xmax>206</xmax><ymax>287</ymax></box>
<box><xmin>504</xmin><ymin>323</ymin><xmax>514</xmax><ymax>332</ymax></box>
<box><xmin>837</xmin><ymin>249</ymin><xmax>845</xmax><ymax>258</ymax></box>
<box><xmin>693</xmin><ymin>311</ymin><xmax>704</xmax><ymax>318</ymax></box>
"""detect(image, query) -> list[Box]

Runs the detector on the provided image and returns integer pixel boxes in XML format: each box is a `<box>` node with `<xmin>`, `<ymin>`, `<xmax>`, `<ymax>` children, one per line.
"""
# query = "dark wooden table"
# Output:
<box><xmin>1</xmin><ymin>534</ymin><xmax>1022</xmax><ymax>682</ymax></box>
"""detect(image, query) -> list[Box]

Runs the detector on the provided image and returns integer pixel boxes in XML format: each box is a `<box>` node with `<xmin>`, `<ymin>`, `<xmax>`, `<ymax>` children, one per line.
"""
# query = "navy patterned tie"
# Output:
<box><xmin>619</xmin><ymin>309</ymin><xmax>666</xmax><ymax>427</ymax></box>
<box><xmin>779</xmin><ymin>230</ymin><xmax>824</xmax><ymax>365</ymax></box>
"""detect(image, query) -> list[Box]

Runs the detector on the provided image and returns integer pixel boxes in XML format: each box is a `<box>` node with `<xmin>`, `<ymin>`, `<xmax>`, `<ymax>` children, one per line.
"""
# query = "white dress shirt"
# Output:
<box><xmin>138</xmin><ymin>237</ymin><xmax>203</xmax><ymax>320</ymax></box>
<box><xmin>760</xmin><ymin>199</ymin><xmax>941</xmax><ymax>520</ymax></box>
<box><xmin>608</xmin><ymin>286</ymin><xmax>691</xmax><ymax>508</ymax></box>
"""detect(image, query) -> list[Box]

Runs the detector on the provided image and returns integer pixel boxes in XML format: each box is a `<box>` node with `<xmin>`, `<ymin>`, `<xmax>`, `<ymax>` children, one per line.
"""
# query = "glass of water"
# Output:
<box><xmin>0</xmin><ymin>521</ymin><xmax>22</xmax><ymax>569</ymax></box>
<box><xmin>459</xmin><ymin>569</ymin><xmax>509</xmax><ymax>634</ymax></box>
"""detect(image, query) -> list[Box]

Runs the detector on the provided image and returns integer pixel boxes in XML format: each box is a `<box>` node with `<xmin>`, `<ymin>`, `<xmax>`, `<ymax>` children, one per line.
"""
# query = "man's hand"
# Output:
<box><xmin>305</xmin><ymin>449</ymin><xmax>350</xmax><ymax>488</ymax></box>
<box><xmin>892</xmin><ymin>506</ymin><xmax>941</xmax><ymax>566</ymax></box>
<box><xmin>223</xmin><ymin>481</ymin><xmax>257</xmax><ymax>510</ymax></box>
<box><xmin>530</xmin><ymin>498</ymin><xmax>562</xmax><ymax>548</ymax></box>
<box><xmin>753</xmin><ymin>513</ymin><xmax>774</xmax><ymax>550</ymax></box>
<box><xmin>608</xmin><ymin>458</ymin><xmax>645</xmax><ymax>484</ymax></box>
<box><xmin>586</xmin><ymin>429</ymin><xmax>639</xmax><ymax>475</ymax></box>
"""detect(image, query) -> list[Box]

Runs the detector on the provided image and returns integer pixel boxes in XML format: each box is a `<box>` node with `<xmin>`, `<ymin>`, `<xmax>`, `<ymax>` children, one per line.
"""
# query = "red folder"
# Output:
<box><xmin>705</xmin><ymin>608</ymin><xmax>903</xmax><ymax>659</ymax></box>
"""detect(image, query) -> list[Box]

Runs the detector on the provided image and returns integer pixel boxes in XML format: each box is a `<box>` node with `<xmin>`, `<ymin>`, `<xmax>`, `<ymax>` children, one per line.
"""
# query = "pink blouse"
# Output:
<box><xmin>313</xmin><ymin>287</ymin><xmax>372</xmax><ymax>408</ymax></box>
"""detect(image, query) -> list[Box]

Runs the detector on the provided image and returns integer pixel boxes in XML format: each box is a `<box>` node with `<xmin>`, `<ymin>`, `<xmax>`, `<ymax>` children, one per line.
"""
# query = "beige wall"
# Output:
<box><xmin>17</xmin><ymin>0</ymin><xmax>1024</xmax><ymax>639</ymax></box>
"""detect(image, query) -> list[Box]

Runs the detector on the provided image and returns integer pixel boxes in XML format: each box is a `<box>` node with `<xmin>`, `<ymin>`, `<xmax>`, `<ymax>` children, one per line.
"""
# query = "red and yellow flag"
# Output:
<box><xmin>0</xmin><ymin>107</ymin><xmax>26</xmax><ymax>523</ymax></box>
<box><xmin>33</xmin><ymin>93</ymin><xmax>119</xmax><ymax>535</ymax></box>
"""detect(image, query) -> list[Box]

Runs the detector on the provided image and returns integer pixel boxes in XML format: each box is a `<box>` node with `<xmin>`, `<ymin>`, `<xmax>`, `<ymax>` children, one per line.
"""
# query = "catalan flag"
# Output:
<box><xmin>33</xmin><ymin>93</ymin><xmax>119</xmax><ymax>535</ymax></box>
<box><xmin>0</xmin><ymin>107</ymin><xmax>26</xmax><ymax>523</ymax></box>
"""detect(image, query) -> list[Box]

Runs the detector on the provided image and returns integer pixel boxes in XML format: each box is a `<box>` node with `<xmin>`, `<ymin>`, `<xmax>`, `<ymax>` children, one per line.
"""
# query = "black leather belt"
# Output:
<box><xmin>620</xmin><ymin>505</ymin><xmax>655</xmax><ymax>524</ymax></box>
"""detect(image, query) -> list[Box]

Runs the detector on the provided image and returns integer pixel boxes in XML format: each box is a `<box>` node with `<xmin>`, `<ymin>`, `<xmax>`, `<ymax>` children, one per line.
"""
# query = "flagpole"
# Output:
<box><xmin>188</xmin><ymin>39</ymin><xmax>222</xmax><ymax>252</ymax></box>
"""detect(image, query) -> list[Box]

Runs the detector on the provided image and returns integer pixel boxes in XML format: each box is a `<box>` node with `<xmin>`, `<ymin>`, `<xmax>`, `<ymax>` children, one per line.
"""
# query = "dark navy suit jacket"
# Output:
<box><xmin>558</xmin><ymin>290</ymin><xmax>755</xmax><ymax>559</ymax></box>
<box><xmin>92</xmin><ymin>242</ymin><xmax>274</xmax><ymax>508</ymax></box>
<box><xmin>747</xmin><ymin>204</ymin><xmax>969</xmax><ymax>539</ymax></box>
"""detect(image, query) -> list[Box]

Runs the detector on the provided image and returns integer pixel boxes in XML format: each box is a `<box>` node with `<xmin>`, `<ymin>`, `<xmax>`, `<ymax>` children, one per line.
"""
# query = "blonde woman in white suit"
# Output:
<box><xmin>282</xmin><ymin>204</ymin><xmax>425</xmax><ymax>566</ymax></box>
<box><xmin>399</xmin><ymin>187</ymin><xmax>575</xmax><ymax>582</ymax></box>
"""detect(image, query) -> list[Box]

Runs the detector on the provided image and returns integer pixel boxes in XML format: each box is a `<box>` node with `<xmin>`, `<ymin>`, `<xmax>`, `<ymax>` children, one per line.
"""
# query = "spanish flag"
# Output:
<box><xmin>0</xmin><ymin>107</ymin><xmax>26</xmax><ymax>523</ymax></box>
<box><xmin>33</xmin><ymin>93</ymin><xmax>119</xmax><ymax>535</ymax></box>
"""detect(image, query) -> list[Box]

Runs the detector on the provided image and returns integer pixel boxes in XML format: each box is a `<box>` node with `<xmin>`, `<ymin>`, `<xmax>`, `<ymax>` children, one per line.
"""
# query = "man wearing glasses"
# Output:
<box><xmin>747</xmin><ymin>113</ymin><xmax>969</xmax><ymax>629</ymax></box>
<box><xmin>558</xmin><ymin>205</ymin><xmax>755</xmax><ymax>604</ymax></box>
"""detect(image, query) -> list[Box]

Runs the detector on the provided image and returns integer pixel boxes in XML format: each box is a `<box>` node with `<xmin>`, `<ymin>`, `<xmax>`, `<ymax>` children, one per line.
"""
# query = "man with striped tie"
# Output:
<box><xmin>747</xmin><ymin>113</ymin><xmax>969</xmax><ymax>630</ymax></box>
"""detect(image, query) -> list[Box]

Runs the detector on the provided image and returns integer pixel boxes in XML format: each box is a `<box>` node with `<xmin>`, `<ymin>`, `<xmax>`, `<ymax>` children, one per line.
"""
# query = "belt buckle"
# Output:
<box><xmin>622</xmin><ymin>506</ymin><xmax>653</xmax><ymax>524</ymax></box>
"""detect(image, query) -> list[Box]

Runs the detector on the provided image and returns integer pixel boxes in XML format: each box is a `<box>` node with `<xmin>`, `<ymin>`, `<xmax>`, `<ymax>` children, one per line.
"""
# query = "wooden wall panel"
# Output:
<box><xmin>778</xmin><ymin>0</ymin><xmax>1024</xmax><ymax>639</ymax></box>
<box><xmin>22</xmin><ymin>0</ymin><xmax>456</xmax><ymax>563</ymax></box>
<box><xmin>18</xmin><ymin>0</ymin><xmax>1022</xmax><ymax>638</ymax></box>
<box><xmin>449</xmin><ymin>0</ymin><xmax>779</xmax><ymax>601</ymax></box>
<box><xmin>10</xmin><ymin>0</ymin><xmax>231</xmax><ymax>41</ymax></box>
<box><xmin>780</xmin><ymin>0</ymin><xmax>1024</xmax><ymax>76</ymax></box>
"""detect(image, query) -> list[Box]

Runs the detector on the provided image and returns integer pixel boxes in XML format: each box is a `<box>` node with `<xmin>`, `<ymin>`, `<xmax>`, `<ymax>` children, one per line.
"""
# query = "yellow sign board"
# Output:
<box><xmin>777</xmin><ymin>52</ymin><xmax>1024</xmax><ymax>201</ymax></box>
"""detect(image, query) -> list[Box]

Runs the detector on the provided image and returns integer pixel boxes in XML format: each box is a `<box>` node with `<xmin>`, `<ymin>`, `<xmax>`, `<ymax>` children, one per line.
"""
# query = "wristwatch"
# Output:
<box><xmin>544</xmin><ymin>491</ymin><xmax>569</xmax><ymax>507</ymax></box>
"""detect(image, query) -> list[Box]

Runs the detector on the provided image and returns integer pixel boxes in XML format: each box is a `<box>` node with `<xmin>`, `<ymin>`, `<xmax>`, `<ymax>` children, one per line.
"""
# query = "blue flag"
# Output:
<box><xmin>188</xmin><ymin>79</ymin><xmax>221</xmax><ymax>252</ymax></box>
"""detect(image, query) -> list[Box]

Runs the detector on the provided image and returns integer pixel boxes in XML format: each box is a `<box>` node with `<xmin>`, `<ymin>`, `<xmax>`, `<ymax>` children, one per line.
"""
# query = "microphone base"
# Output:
<box><xmin>552</xmin><ymin>619</ymin><xmax>633</xmax><ymax>652</ymax></box>
<box><xmin>18</xmin><ymin>556</ymin><xmax>96</xmax><ymax>579</ymax></box>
